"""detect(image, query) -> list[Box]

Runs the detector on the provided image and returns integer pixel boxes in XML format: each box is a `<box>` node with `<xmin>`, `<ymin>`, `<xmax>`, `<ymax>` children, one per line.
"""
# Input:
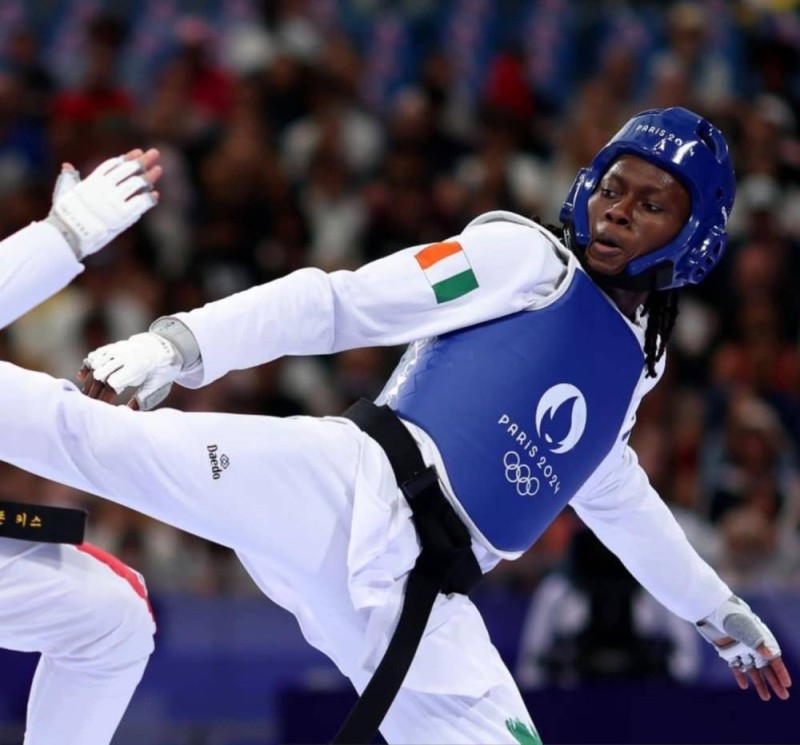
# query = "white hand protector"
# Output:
<box><xmin>696</xmin><ymin>595</ymin><xmax>781</xmax><ymax>670</ymax></box>
<box><xmin>46</xmin><ymin>156</ymin><xmax>157</xmax><ymax>259</ymax></box>
<box><xmin>85</xmin><ymin>332</ymin><xmax>183</xmax><ymax>411</ymax></box>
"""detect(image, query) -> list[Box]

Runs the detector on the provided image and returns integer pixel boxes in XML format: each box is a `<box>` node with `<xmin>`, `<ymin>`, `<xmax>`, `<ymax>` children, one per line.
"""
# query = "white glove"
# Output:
<box><xmin>84</xmin><ymin>332</ymin><xmax>183</xmax><ymax>411</ymax></box>
<box><xmin>46</xmin><ymin>156</ymin><xmax>157</xmax><ymax>259</ymax></box>
<box><xmin>696</xmin><ymin>595</ymin><xmax>781</xmax><ymax>670</ymax></box>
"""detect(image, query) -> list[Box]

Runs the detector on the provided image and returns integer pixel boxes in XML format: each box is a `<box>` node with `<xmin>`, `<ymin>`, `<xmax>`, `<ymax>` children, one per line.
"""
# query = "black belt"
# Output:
<box><xmin>0</xmin><ymin>500</ymin><xmax>87</xmax><ymax>544</ymax></box>
<box><xmin>334</xmin><ymin>399</ymin><xmax>482</xmax><ymax>744</ymax></box>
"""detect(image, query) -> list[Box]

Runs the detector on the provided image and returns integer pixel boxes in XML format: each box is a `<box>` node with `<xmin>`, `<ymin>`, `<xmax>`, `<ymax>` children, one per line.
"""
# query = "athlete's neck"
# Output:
<box><xmin>605</xmin><ymin>287</ymin><xmax>648</xmax><ymax>320</ymax></box>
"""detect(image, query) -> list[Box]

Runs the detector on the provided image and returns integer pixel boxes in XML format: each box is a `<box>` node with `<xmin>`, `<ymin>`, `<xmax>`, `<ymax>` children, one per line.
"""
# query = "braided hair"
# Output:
<box><xmin>538</xmin><ymin>220</ymin><xmax>680</xmax><ymax>378</ymax></box>
<box><xmin>641</xmin><ymin>290</ymin><xmax>678</xmax><ymax>378</ymax></box>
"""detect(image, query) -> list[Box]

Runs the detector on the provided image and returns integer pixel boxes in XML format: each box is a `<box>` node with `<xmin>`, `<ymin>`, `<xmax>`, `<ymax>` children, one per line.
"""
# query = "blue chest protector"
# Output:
<box><xmin>378</xmin><ymin>268</ymin><xmax>645</xmax><ymax>553</ymax></box>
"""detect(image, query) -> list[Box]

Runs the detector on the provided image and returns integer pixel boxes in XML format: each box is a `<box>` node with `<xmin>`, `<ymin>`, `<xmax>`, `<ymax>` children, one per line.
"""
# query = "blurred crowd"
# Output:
<box><xmin>0</xmin><ymin>0</ymin><xmax>799</xmax><ymax>604</ymax></box>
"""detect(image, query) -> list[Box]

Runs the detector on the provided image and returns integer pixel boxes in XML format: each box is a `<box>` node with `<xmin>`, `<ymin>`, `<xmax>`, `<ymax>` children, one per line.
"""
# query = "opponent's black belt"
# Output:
<box><xmin>0</xmin><ymin>500</ymin><xmax>87</xmax><ymax>544</ymax></box>
<box><xmin>334</xmin><ymin>399</ymin><xmax>482</xmax><ymax>744</ymax></box>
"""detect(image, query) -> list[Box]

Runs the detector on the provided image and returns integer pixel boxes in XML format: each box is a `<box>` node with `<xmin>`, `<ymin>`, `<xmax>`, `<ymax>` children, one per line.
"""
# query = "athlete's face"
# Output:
<box><xmin>585</xmin><ymin>155</ymin><xmax>691</xmax><ymax>276</ymax></box>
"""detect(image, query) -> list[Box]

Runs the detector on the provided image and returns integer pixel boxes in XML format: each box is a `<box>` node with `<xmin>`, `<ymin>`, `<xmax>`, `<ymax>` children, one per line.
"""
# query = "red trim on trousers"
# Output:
<box><xmin>76</xmin><ymin>542</ymin><xmax>155</xmax><ymax>623</ymax></box>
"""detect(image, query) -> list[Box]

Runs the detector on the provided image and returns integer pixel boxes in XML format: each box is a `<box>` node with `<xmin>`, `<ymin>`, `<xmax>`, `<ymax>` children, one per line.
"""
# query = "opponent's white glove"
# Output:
<box><xmin>84</xmin><ymin>332</ymin><xmax>183</xmax><ymax>411</ymax></box>
<box><xmin>696</xmin><ymin>595</ymin><xmax>781</xmax><ymax>670</ymax></box>
<box><xmin>46</xmin><ymin>156</ymin><xmax>157</xmax><ymax>259</ymax></box>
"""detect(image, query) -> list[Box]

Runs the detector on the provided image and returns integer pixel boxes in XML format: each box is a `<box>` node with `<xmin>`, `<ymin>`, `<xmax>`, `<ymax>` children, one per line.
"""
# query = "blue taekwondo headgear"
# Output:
<box><xmin>559</xmin><ymin>107</ymin><xmax>736</xmax><ymax>291</ymax></box>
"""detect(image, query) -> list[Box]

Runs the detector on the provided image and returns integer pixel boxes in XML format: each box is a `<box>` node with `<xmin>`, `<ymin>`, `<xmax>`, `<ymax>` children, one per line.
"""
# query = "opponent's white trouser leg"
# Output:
<box><xmin>0</xmin><ymin>540</ymin><xmax>155</xmax><ymax>745</ymax></box>
<box><xmin>0</xmin><ymin>363</ymin><xmax>536</xmax><ymax>744</ymax></box>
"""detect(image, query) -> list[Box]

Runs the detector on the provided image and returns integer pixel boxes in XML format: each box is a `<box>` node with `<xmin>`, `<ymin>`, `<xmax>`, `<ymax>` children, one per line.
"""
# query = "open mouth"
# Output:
<box><xmin>590</xmin><ymin>235</ymin><xmax>623</xmax><ymax>258</ymax></box>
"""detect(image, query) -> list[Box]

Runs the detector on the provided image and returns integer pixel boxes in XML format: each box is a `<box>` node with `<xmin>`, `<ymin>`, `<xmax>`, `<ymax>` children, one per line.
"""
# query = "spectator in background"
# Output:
<box><xmin>716</xmin><ymin>505</ymin><xmax>800</xmax><ymax>593</ymax></box>
<box><xmin>280</xmin><ymin>57</ymin><xmax>383</xmax><ymax>184</ymax></box>
<box><xmin>700</xmin><ymin>394</ymin><xmax>800</xmax><ymax>530</ymax></box>
<box><xmin>699</xmin><ymin>390</ymin><xmax>800</xmax><ymax>596</ymax></box>
<box><xmin>517</xmin><ymin>526</ymin><xmax>701</xmax><ymax>688</ymax></box>
<box><xmin>483</xmin><ymin>44</ymin><xmax>536</xmax><ymax>123</ymax></box>
<box><xmin>453</xmin><ymin>105</ymin><xmax>548</xmax><ymax>219</ymax></box>
<box><xmin>387</xmin><ymin>86</ymin><xmax>468</xmax><ymax>184</ymax></box>
<box><xmin>744</xmin><ymin>30</ymin><xmax>800</xmax><ymax>125</ymax></box>
<box><xmin>3</xmin><ymin>27</ymin><xmax>55</xmax><ymax>125</ymax></box>
<box><xmin>710</xmin><ymin>297</ymin><xmax>800</xmax><ymax>426</ymax></box>
<box><xmin>300</xmin><ymin>150</ymin><xmax>366</xmax><ymax>272</ymax></box>
<box><xmin>50</xmin><ymin>14</ymin><xmax>134</xmax><ymax>168</ymax></box>
<box><xmin>539</xmin><ymin>82</ymin><xmax>625</xmax><ymax>223</ymax></box>
<box><xmin>0</xmin><ymin>62</ymin><xmax>50</xmax><ymax>191</ymax></box>
<box><xmin>645</xmin><ymin>2</ymin><xmax>735</xmax><ymax>116</ymax></box>
<box><xmin>166</xmin><ymin>17</ymin><xmax>233</xmax><ymax>142</ymax></box>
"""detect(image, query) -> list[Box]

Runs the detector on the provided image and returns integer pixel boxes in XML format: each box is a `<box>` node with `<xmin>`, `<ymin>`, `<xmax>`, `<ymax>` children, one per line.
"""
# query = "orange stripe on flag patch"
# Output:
<box><xmin>415</xmin><ymin>241</ymin><xmax>462</xmax><ymax>270</ymax></box>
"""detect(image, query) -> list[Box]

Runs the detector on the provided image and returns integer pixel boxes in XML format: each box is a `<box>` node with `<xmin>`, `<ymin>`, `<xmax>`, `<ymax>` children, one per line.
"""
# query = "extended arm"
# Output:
<box><xmin>0</xmin><ymin>149</ymin><xmax>161</xmax><ymax>330</ymax></box>
<box><xmin>81</xmin><ymin>218</ymin><xmax>570</xmax><ymax>407</ymax></box>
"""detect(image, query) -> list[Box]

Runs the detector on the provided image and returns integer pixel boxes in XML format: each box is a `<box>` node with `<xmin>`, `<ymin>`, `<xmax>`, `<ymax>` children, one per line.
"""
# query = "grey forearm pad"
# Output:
<box><xmin>44</xmin><ymin>214</ymin><xmax>81</xmax><ymax>259</ymax></box>
<box><xmin>149</xmin><ymin>316</ymin><xmax>201</xmax><ymax>371</ymax></box>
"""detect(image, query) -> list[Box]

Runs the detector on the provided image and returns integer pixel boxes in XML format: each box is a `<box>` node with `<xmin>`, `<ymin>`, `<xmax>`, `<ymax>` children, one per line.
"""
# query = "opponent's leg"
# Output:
<box><xmin>0</xmin><ymin>540</ymin><xmax>155</xmax><ymax>745</ymax></box>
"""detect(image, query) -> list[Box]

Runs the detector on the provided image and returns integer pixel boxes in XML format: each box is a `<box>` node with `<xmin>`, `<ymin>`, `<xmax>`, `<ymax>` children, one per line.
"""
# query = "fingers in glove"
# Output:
<box><xmin>80</xmin><ymin>371</ymin><xmax>119</xmax><ymax>402</ymax></box>
<box><xmin>95</xmin><ymin>156</ymin><xmax>125</xmax><ymax>176</ymax></box>
<box><xmin>746</xmin><ymin>665</ymin><xmax>772</xmax><ymax>701</ymax></box>
<box><xmin>106</xmin><ymin>157</ymin><xmax>146</xmax><ymax>185</ymax></box>
<box><xmin>115</xmin><ymin>151</ymin><xmax>162</xmax><ymax>197</ymax></box>
<box><xmin>758</xmin><ymin>645</ymin><xmax>792</xmax><ymax>697</ymax></box>
<box><xmin>771</xmin><ymin>655</ymin><xmax>792</xmax><ymax>691</ymax></box>
<box><xmin>125</xmin><ymin>189</ymin><xmax>159</xmax><ymax>212</ymax></box>
<box><xmin>109</xmin><ymin>148</ymin><xmax>161</xmax><ymax>184</ymax></box>
<box><xmin>761</xmin><ymin>663</ymin><xmax>791</xmax><ymax>700</ymax></box>
<box><xmin>105</xmin><ymin>367</ymin><xmax>138</xmax><ymax>395</ymax></box>
<box><xmin>122</xmin><ymin>148</ymin><xmax>144</xmax><ymax>161</ymax></box>
<box><xmin>135</xmin><ymin>148</ymin><xmax>161</xmax><ymax>173</ymax></box>
<box><xmin>80</xmin><ymin>370</ymin><xmax>104</xmax><ymax>398</ymax></box>
<box><xmin>738</xmin><ymin>659</ymin><xmax>791</xmax><ymax>702</ymax></box>
<box><xmin>86</xmin><ymin>357</ymin><xmax>125</xmax><ymax>387</ymax></box>
<box><xmin>117</xmin><ymin>173</ymin><xmax>156</xmax><ymax>201</ymax></box>
<box><xmin>732</xmin><ymin>666</ymin><xmax>749</xmax><ymax>691</ymax></box>
<box><xmin>139</xmin><ymin>150</ymin><xmax>162</xmax><ymax>191</ymax></box>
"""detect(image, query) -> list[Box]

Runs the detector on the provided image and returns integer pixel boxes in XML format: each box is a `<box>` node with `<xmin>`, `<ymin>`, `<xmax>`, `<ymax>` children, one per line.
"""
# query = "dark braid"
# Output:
<box><xmin>641</xmin><ymin>290</ymin><xmax>679</xmax><ymax>377</ymax></box>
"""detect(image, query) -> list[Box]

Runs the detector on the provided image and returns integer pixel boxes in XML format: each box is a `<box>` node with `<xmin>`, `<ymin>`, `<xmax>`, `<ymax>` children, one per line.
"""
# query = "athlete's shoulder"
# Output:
<box><xmin>462</xmin><ymin>210</ymin><xmax>574</xmax><ymax>265</ymax></box>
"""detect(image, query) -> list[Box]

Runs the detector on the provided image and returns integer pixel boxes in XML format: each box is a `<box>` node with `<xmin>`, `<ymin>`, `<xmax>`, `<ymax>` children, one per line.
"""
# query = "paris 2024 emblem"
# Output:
<box><xmin>498</xmin><ymin>383</ymin><xmax>587</xmax><ymax>497</ymax></box>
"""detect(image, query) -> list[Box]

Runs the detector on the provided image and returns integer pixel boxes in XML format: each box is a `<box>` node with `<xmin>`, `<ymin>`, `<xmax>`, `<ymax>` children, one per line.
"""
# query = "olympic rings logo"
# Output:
<box><xmin>503</xmin><ymin>451</ymin><xmax>540</xmax><ymax>497</ymax></box>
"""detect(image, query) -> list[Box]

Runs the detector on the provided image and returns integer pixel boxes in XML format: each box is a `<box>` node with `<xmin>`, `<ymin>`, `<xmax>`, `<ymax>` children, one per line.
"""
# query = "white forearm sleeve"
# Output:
<box><xmin>571</xmin><ymin>448</ymin><xmax>732</xmax><ymax>622</ymax></box>
<box><xmin>0</xmin><ymin>221</ymin><xmax>83</xmax><ymax>330</ymax></box>
<box><xmin>173</xmin><ymin>268</ymin><xmax>336</xmax><ymax>387</ymax></box>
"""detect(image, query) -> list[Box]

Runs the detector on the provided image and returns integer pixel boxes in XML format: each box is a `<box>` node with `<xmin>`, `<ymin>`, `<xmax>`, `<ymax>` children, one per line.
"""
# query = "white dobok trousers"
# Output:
<box><xmin>0</xmin><ymin>538</ymin><xmax>155</xmax><ymax>745</ymax></box>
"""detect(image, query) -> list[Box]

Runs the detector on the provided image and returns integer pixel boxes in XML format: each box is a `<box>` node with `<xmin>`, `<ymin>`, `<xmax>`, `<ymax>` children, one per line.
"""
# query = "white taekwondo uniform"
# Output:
<box><xmin>0</xmin><ymin>214</ymin><xmax>731</xmax><ymax>744</ymax></box>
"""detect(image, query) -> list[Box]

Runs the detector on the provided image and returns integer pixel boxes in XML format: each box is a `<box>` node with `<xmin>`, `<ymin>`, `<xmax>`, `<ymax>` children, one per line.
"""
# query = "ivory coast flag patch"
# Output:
<box><xmin>414</xmin><ymin>241</ymin><xmax>479</xmax><ymax>303</ymax></box>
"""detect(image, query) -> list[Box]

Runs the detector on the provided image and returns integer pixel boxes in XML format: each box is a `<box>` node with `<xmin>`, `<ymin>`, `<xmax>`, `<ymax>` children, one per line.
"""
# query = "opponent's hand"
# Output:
<box><xmin>46</xmin><ymin>148</ymin><xmax>162</xmax><ymax>259</ymax></box>
<box><xmin>696</xmin><ymin>596</ymin><xmax>792</xmax><ymax>701</ymax></box>
<box><xmin>78</xmin><ymin>332</ymin><xmax>182</xmax><ymax>411</ymax></box>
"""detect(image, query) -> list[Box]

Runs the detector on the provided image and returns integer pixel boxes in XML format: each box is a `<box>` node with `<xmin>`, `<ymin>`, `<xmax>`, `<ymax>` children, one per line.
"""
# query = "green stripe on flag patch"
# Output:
<box><xmin>432</xmin><ymin>268</ymin><xmax>479</xmax><ymax>303</ymax></box>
